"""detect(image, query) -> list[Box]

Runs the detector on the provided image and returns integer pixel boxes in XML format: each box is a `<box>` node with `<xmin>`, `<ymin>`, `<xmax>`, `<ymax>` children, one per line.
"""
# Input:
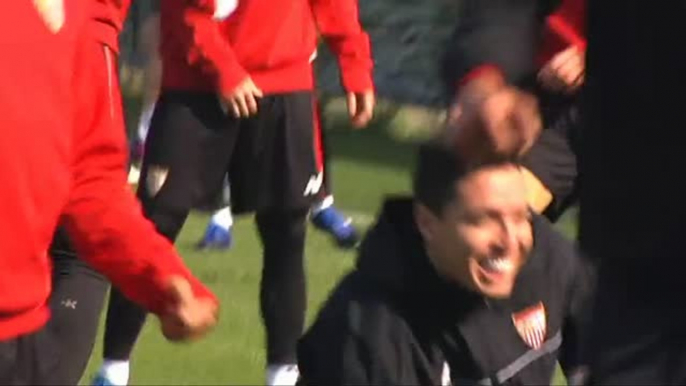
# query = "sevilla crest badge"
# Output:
<box><xmin>512</xmin><ymin>302</ymin><xmax>547</xmax><ymax>349</ymax></box>
<box><xmin>33</xmin><ymin>0</ymin><xmax>65</xmax><ymax>34</ymax></box>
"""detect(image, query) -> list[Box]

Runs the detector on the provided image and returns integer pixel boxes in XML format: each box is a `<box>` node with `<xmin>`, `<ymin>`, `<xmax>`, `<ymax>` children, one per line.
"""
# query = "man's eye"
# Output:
<box><xmin>464</xmin><ymin>213</ymin><xmax>491</xmax><ymax>225</ymax></box>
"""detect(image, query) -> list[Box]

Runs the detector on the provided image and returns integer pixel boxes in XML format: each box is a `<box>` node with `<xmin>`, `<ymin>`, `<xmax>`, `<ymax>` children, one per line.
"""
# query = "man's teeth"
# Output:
<box><xmin>481</xmin><ymin>258</ymin><xmax>513</xmax><ymax>273</ymax></box>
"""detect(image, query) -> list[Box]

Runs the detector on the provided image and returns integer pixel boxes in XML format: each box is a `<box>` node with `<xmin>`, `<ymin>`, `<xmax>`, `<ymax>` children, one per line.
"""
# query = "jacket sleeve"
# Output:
<box><xmin>297</xmin><ymin>278</ymin><xmax>417</xmax><ymax>385</ymax></box>
<box><xmin>175</xmin><ymin>0</ymin><xmax>247</xmax><ymax>95</ymax></box>
<box><xmin>309</xmin><ymin>0</ymin><xmax>374</xmax><ymax>92</ymax></box>
<box><xmin>61</xmin><ymin>38</ymin><xmax>216</xmax><ymax>316</ymax></box>
<box><xmin>442</xmin><ymin>0</ymin><xmax>560</xmax><ymax>92</ymax></box>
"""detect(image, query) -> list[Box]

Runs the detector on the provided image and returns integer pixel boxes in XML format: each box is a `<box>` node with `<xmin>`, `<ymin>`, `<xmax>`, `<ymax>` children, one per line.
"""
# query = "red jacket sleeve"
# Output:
<box><xmin>309</xmin><ymin>0</ymin><xmax>374</xmax><ymax>92</ymax></box>
<box><xmin>545</xmin><ymin>14</ymin><xmax>586</xmax><ymax>50</ymax></box>
<box><xmin>61</xmin><ymin>39</ymin><xmax>216</xmax><ymax>315</ymax></box>
<box><xmin>181</xmin><ymin>0</ymin><xmax>247</xmax><ymax>95</ymax></box>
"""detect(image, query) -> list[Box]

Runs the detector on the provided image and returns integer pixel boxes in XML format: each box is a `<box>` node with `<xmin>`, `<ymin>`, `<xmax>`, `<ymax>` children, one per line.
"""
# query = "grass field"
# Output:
<box><xmin>80</xmin><ymin>99</ymin><xmax>576</xmax><ymax>385</ymax></box>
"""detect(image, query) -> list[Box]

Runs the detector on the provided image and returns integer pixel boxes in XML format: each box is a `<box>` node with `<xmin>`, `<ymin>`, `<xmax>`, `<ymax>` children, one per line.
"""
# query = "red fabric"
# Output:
<box><xmin>160</xmin><ymin>0</ymin><xmax>374</xmax><ymax>96</ymax></box>
<box><xmin>0</xmin><ymin>2</ymin><xmax>215</xmax><ymax>340</ymax></box>
<box><xmin>537</xmin><ymin>0</ymin><xmax>586</xmax><ymax>67</ymax></box>
<box><xmin>90</xmin><ymin>0</ymin><xmax>132</xmax><ymax>52</ymax></box>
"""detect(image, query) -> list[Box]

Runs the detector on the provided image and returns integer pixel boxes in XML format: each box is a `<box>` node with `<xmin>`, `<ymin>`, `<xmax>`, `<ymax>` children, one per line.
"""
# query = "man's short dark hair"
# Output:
<box><xmin>413</xmin><ymin>141</ymin><xmax>512</xmax><ymax>216</ymax></box>
<box><xmin>413</xmin><ymin>142</ymin><xmax>469</xmax><ymax>216</ymax></box>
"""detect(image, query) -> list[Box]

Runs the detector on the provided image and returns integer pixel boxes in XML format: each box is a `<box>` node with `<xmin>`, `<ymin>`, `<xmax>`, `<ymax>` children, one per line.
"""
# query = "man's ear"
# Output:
<box><xmin>414</xmin><ymin>202</ymin><xmax>439</xmax><ymax>242</ymax></box>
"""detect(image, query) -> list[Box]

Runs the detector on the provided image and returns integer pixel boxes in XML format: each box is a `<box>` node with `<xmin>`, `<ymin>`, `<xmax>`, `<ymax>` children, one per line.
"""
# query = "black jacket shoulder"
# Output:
<box><xmin>297</xmin><ymin>273</ymin><xmax>440</xmax><ymax>385</ymax></box>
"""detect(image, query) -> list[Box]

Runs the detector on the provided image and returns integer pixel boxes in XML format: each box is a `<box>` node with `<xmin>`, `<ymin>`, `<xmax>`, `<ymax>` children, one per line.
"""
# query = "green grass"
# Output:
<box><xmin>81</xmin><ymin>101</ymin><xmax>575</xmax><ymax>385</ymax></box>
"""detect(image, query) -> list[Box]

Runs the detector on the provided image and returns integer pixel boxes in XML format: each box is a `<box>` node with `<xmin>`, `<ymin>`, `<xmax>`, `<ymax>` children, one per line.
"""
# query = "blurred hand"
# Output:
<box><xmin>447</xmin><ymin>71</ymin><xmax>542</xmax><ymax>161</ymax></box>
<box><xmin>222</xmin><ymin>77</ymin><xmax>263</xmax><ymax>118</ymax></box>
<box><xmin>538</xmin><ymin>46</ymin><xmax>585</xmax><ymax>94</ymax></box>
<box><xmin>346</xmin><ymin>90</ymin><xmax>375</xmax><ymax>128</ymax></box>
<box><xmin>159</xmin><ymin>276</ymin><xmax>218</xmax><ymax>342</ymax></box>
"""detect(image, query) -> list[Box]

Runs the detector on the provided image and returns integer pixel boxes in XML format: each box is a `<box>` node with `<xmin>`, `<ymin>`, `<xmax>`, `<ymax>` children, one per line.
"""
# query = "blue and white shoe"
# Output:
<box><xmin>195</xmin><ymin>221</ymin><xmax>232</xmax><ymax>250</ymax></box>
<box><xmin>91</xmin><ymin>374</ymin><xmax>116</xmax><ymax>386</ymax></box>
<box><xmin>311</xmin><ymin>206</ymin><xmax>359</xmax><ymax>249</ymax></box>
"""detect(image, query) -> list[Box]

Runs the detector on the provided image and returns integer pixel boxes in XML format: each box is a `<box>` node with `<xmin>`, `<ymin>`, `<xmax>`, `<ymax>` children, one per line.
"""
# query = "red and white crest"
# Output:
<box><xmin>512</xmin><ymin>302</ymin><xmax>547</xmax><ymax>349</ymax></box>
<box><xmin>33</xmin><ymin>0</ymin><xmax>65</xmax><ymax>33</ymax></box>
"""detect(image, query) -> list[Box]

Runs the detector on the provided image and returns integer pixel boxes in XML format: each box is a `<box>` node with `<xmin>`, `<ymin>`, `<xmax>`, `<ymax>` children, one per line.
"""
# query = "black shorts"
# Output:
<box><xmin>139</xmin><ymin>91</ymin><xmax>322</xmax><ymax>214</ymax></box>
<box><xmin>521</xmin><ymin>102</ymin><xmax>581</xmax><ymax>221</ymax></box>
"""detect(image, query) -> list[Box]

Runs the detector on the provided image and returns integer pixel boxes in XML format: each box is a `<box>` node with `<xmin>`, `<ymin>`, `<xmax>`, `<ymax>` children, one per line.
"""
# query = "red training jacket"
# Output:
<box><xmin>0</xmin><ymin>2</ymin><xmax>216</xmax><ymax>341</ymax></box>
<box><xmin>160</xmin><ymin>0</ymin><xmax>374</xmax><ymax>96</ymax></box>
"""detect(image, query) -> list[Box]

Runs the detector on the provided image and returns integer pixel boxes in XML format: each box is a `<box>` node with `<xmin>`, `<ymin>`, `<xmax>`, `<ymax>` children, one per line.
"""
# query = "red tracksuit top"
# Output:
<box><xmin>160</xmin><ymin>0</ymin><xmax>374</xmax><ymax>96</ymax></box>
<box><xmin>0</xmin><ymin>2</ymin><xmax>215</xmax><ymax>340</ymax></box>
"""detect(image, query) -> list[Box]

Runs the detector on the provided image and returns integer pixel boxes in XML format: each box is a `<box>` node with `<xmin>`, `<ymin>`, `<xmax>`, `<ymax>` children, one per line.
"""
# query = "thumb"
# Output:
<box><xmin>165</xmin><ymin>276</ymin><xmax>194</xmax><ymax>310</ymax></box>
<box><xmin>252</xmin><ymin>85</ymin><xmax>264</xmax><ymax>98</ymax></box>
<box><xmin>346</xmin><ymin>92</ymin><xmax>357</xmax><ymax>119</ymax></box>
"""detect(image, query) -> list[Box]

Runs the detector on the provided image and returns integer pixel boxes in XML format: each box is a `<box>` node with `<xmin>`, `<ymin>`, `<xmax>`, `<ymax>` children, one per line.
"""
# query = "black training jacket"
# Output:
<box><xmin>297</xmin><ymin>198</ymin><xmax>594</xmax><ymax>385</ymax></box>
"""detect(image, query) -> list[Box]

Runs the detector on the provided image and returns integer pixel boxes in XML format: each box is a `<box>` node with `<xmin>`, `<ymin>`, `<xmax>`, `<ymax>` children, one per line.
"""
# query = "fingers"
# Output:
<box><xmin>453</xmin><ymin>88</ymin><xmax>541</xmax><ymax>161</ymax></box>
<box><xmin>224</xmin><ymin>78</ymin><xmax>263</xmax><ymax>119</ymax></box>
<box><xmin>235</xmin><ymin>95</ymin><xmax>250</xmax><ymax>117</ymax></box>
<box><xmin>346</xmin><ymin>92</ymin><xmax>357</xmax><ymax>122</ymax></box>
<box><xmin>480</xmin><ymin>89</ymin><xmax>519</xmax><ymax>156</ymax></box>
<box><xmin>548</xmin><ymin>46</ymin><xmax>579</xmax><ymax>70</ymax></box>
<box><xmin>351</xmin><ymin>92</ymin><xmax>375</xmax><ymax>128</ymax></box>
<box><xmin>511</xmin><ymin>92</ymin><xmax>542</xmax><ymax>155</ymax></box>
<box><xmin>229</xmin><ymin>100</ymin><xmax>241</xmax><ymax>118</ymax></box>
<box><xmin>346</xmin><ymin>91</ymin><xmax>375</xmax><ymax>128</ymax></box>
<box><xmin>251</xmin><ymin>84</ymin><xmax>264</xmax><ymax>98</ymax></box>
<box><xmin>555</xmin><ymin>52</ymin><xmax>584</xmax><ymax>92</ymax></box>
<box><xmin>538</xmin><ymin>46</ymin><xmax>586</xmax><ymax>93</ymax></box>
<box><xmin>161</xmin><ymin>277</ymin><xmax>219</xmax><ymax>342</ymax></box>
<box><xmin>246</xmin><ymin>93</ymin><xmax>258</xmax><ymax>115</ymax></box>
<box><xmin>161</xmin><ymin>300</ymin><xmax>217</xmax><ymax>342</ymax></box>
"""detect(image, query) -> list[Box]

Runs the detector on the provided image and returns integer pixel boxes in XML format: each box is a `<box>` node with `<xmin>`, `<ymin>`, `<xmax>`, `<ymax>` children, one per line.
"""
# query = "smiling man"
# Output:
<box><xmin>296</xmin><ymin>142</ymin><xmax>594</xmax><ymax>385</ymax></box>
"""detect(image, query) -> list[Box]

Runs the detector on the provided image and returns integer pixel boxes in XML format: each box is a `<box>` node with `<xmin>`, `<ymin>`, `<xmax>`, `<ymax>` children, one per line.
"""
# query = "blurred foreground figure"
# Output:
<box><xmin>0</xmin><ymin>3</ymin><xmax>218</xmax><ymax>385</ymax></box>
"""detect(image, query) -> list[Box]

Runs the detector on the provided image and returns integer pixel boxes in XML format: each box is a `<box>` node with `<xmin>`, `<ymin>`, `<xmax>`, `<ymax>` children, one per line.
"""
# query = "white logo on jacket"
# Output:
<box><xmin>213</xmin><ymin>0</ymin><xmax>239</xmax><ymax>20</ymax></box>
<box><xmin>33</xmin><ymin>0</ymin><xmax>65</xmax><ymax>33</ymax></box>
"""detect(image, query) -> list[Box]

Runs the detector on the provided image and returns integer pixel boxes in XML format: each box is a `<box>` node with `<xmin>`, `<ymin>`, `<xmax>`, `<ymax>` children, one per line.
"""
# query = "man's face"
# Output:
<box><xmin>416</xmin><ymin>165</ymin><xmax>534</xmax><ymax>299</ymax></box>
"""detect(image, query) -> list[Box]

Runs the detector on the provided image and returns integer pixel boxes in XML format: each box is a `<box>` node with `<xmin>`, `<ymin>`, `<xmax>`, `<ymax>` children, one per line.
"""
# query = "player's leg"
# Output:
<box><xmin>228</xmin><ymin>92</ymin><xmax>319</xmax><ymax>385</ymax></box>
<box><xmin>308</xmin><ymin>98</ymin><xmax>359</xmax><ymax>248</ymax></box>
<box><xmin>95</xmin><ymin>91</ymin><xmax>237</xmax><ymax>386</ymax></box>
<box><xmin>257</xmin><ymin>208</ymin><xmax>309</xmax><ymax>386</ymax></box>
<box><xmin>47</xmin><ymin>229</ymin><xmax>109</xmax><ymax>385</ymax></box>
<box><xmin>520</xmin><ymin>102</ymin><xmax>581</xmax><ymax>222</ymax></box>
